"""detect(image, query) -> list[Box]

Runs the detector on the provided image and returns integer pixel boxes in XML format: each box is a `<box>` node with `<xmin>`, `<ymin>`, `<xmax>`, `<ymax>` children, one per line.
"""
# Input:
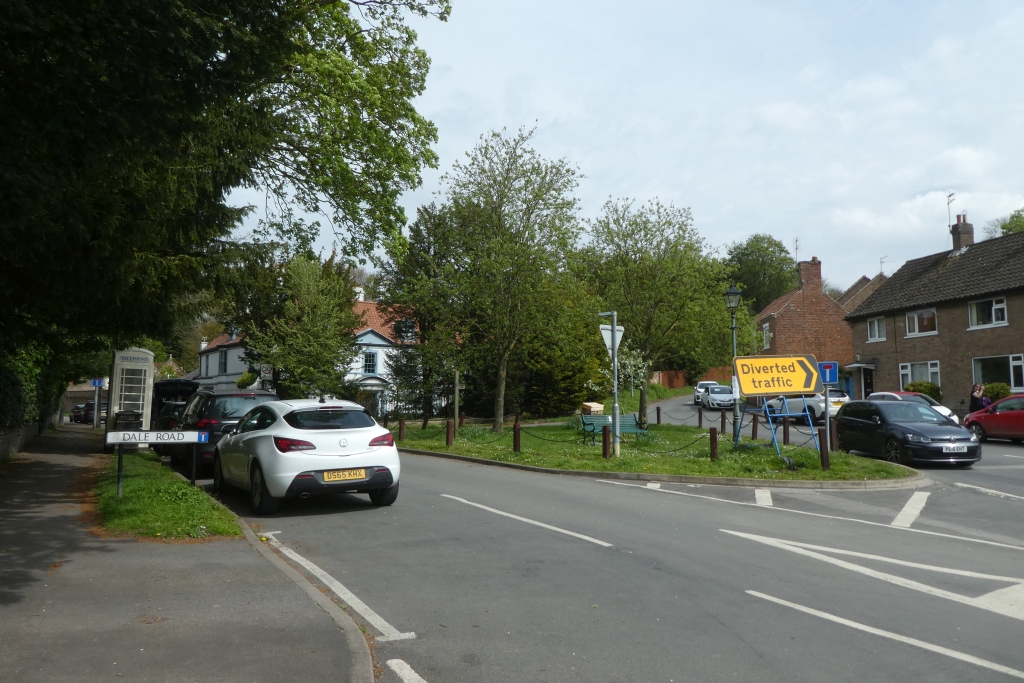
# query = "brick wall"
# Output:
<box><xmin>759</xmin><ymin>257</ymin><xmax>854</xmax><ymax>366</ymax></box>
<box><xmin>850</xmin><ymin>290</ymin><xmax>1024</xmax><ymax>410</ymax></box>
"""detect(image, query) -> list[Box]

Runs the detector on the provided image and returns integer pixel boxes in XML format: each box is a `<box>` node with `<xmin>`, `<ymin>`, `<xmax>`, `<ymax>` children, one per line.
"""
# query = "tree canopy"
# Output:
<box><xmin>984</xmin><ymin>208</ymin><xmax>1024</xmax><ymax>240</ymax></box>
<box><xmin>725</xmin><ymin>234</ymin><xmax>798</xmax><ymax>314</ymax></box>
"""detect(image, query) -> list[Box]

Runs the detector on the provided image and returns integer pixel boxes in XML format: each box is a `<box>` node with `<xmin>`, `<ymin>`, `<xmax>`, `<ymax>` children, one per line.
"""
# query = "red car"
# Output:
<box><xmin>965</xmin><ymin>394</ymin><xmax>1024</xmax><ymax>443</ymax></box>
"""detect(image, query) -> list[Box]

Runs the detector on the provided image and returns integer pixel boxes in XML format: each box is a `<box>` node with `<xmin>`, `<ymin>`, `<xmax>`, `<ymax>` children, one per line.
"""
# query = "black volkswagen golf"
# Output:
<box><xmin>836</xmin><ymin>400</ymin><xmax>980</xmax><ymax>466</ymax></box>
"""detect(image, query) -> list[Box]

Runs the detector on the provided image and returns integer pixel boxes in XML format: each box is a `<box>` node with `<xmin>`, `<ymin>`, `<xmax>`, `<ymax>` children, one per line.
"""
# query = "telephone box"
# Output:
<box><xmin>105</xmin><ymin>348</ymin><xmax>156</xmax><ymax>438</ymax></box>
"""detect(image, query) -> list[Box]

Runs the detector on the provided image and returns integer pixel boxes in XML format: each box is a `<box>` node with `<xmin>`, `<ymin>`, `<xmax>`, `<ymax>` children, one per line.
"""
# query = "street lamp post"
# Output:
<box><xmin>724</xmin><ymin>284</ymin><xmax>743</xmax><ymax>446</ymax></box>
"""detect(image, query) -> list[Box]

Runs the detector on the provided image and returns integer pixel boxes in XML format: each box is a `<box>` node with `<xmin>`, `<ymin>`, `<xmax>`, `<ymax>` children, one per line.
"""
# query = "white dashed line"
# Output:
<box><xmin>441</xmin><ymin>494</ymin><xmax>613</xmax><ymax>547</ymax></box>
<box><xmin>754</xmin><ymin>489</ymin><xmax>773</xmax><ymax>507</ymax></box>
<box><xmin>891</xmin><ymin>491</ymin><xmax>930</xmax><ymax>527</ymax></box>
<box><xmin>747</xmin><ymin>591</ymin><xmax>1024</xmax><ymax>680</ymax></box>
<box><xmin>264</xmin><ymin>533</ymin><xmax>415</xmax><ymax>642</ymax></box>
<box><xmin>387</xmin><ymin>659</ymin><xmax>430</xmax><ymax>683</ymax></box>
<box><xmin>954</xmin><ymin>482</ymin><xmax>1024</xmax><ymax>501</ymax></box>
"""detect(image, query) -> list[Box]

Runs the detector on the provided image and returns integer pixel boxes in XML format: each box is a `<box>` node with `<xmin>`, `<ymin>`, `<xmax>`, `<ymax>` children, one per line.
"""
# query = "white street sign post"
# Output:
<box><xmin>105</xmin><ymin>431</ymin><xmax>210</xmax><ymax>498</ymax></box>
<box><xmin>599</xmin><ymin>317</ymin><xmax>624</xmax><ymax>457</ymax></box>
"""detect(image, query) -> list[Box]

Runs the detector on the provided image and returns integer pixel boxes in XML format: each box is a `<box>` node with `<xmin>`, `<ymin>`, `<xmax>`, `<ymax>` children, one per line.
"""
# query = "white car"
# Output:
<box><xmin>700</xmin><ymin>385</ymin><xmax>737</xmax><ymax>409</ymax></box>
<box><xmin>693</xmin><ymin>381</ymin><xmax>721</xmax><ymax>405</ymax></box>
<box><xmin>867</xmin><ymin>391</ymin><xmax>959</xmax><ymax>424</ymax></box>
<box><xmin>765</xmin><ymin>390</ymin><xmax>849</xmax><ymax>423</ymax></box>
<box><xmin>212</xmin><ymin>399</ymin><xmax>401</xmax><ymax>514</ymax></box>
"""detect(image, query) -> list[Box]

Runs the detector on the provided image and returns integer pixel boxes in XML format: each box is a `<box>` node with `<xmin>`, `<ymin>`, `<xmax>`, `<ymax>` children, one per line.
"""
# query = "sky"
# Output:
<box><xmin>240</xmin><ymin>1</ymin><xmax>1024</xmax><ymax>291</ymax></box>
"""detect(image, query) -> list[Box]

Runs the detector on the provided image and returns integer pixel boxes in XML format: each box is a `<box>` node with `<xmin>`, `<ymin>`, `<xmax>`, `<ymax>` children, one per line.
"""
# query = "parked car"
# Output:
<box><xmin>835</xmin><ymin>400</ymin><xmax>980</xmax><ymax>466</ymax></box>
<box><xmin>693</xmin><ymin>381</ymin><xmax>721</xmax><ymax>405</ymax></box>
<box><xmin>700</xmin><ymin>385</ymin><xmax>736</xmax><ymax>410</ymax></box>
<box><xmin>70</xmin><ymin>404</ymin><xmax>85</xmax><ymax>423</ymax></box>
<box><xmin>212</xmin><ymin>399</ymin><xmax>400</xmax><ymax>514</ymax></box>
<box><xmin>150</xmin><ymin>401</ymin><xmax>188</xmax><ymax>454</ymax></box>
<box><xmin>765</xmin><ymin>390</ymin><xmax>849</xmax><ymax>423</ymax></box>
<box><xmin>867</xmin><ymin>391</ymin><xmax>959</xmax><ymax>424</ymax></box>
<box><xmin>82</xmin><ymin>402</ymin><xmax>107</xmax><ymax>424</ymax></box>
<box><xmin>964</xmin><ymin>394</ymin><xmax>1024</xmax><ymax>443</ymax></box>
<box><xmin>167</xmin><ymin>388</ymin><xmax>278</xmax><ymax>472</ymax></box>
<box><xmin>152</xmin><ymin>378</ymin><xmax>199</xmax><ymax>424</ymax></box>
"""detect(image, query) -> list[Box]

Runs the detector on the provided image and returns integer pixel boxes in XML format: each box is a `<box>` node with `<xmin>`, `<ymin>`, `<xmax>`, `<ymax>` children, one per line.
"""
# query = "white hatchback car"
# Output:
<box><xmin>693</xmin><ymin>381</ymin><xmax>721</xmax><ymax>405</ymax></box>
<box><xmin>212</xmin><ymin>399</ymin><xmax>401</xmax><ymax>514</ymax></box>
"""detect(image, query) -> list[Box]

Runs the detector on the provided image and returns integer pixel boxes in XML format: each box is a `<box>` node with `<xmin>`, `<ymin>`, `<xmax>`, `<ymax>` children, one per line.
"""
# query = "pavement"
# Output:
<box><xmin>0</xmin><ymin>425</ymin><xmax>358</xmax><ymax>683</ymax></box>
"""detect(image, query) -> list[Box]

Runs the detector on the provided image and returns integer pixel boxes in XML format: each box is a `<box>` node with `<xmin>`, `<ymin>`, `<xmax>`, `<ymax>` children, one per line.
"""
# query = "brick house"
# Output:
<box><xmin>757</xmin><ymin>257</ymin><xmax>856</xmax><ymax>377</ymax></box>
<box><xmin>845</xmin><ymin>215</ymin><xmax>1024</xmax><ymax>413</ymax></box>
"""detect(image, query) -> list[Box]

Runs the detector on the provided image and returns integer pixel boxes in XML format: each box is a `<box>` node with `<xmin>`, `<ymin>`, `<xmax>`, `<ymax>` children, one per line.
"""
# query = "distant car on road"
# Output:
<box><xmin>835</xmin><ymin>400</ymin><xmax>979</xmax><ymax>466</ymax></box>
<box><xmin>700</xmin><ymin>385</ymin><xmax>736</xmax><ymax>410</ymax></box>
<box><xmin>83</xmin><ymin>401</ymin><xmax>107</xmax><ymax>424</ymax></box>
<box><xmin>693</xmin><ymin>381</ymin><xmax>721</xmax><ymax>405</ymax></box>
<box><xmin>867</xmin><ymin>391</ymin><xmax>959</xmax><ymax>424</ymax></box>
<box><xmin>964</xmin><ymin>394</ymin><xmax>1024</xmax><ymax>443</ymax></box>
<box><xmin>213</xmin><ymin>399</ymin><xmax>400</xmax><ymax>514</ymax></box>
<box><xmin>166</xmin><ymin>388</ymin><xmax>278</xmax><ymax>473</ymax></box>
<box><xmin>765</xmin><ymin>390</ymin><xmax>849</xmax><ymax>424</ymax></box>
<box><xmin>70</xmin><ymin>404</ymin><xmax>85</xmax><ymax>423</ymax></box>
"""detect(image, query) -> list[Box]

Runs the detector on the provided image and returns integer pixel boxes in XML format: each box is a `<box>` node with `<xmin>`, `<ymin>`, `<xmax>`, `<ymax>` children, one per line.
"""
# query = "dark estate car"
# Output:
<box><xmin>836</xmin><ymin>400</ymin><xmax>980</xmax><ymax>466</ymax></box>
<box><xmin>965</xmin><ymin>394</ymin><xmax>1024</xmax><ymax>443</ymax></box>
<box><xmin>83</xmin><ymin>401</ymin><xmax>108</xmax><ymax>424</ymax></box>
<box><xmin>70</xmin><ymin>404</ymin><xmax>85</xmax><ymax>422</ymax></box>
<box><xmin>166</xmin><ymin>388</ymin><xmax>278</xmax><ymax>472</ymax></box>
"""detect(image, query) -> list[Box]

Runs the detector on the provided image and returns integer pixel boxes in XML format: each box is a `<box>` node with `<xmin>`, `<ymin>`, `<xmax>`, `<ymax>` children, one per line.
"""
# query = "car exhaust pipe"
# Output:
<box><xmin>300</xmin><ymin>492</ymin><xmax>311</xmax><ymax>499</ymax></box>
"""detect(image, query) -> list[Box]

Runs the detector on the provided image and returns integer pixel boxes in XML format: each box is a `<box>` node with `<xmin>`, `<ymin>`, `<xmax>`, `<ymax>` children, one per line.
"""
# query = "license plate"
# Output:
<box><xmin>831</xmin><ymin>401</ymin><xmax>843</xmax><ymax>407</ymax></box>
<box><xmin>942</xmin><ymin>445</ymin><xmax>967</xmax><ymax>453</ymax></box>
<box><xmin>323</xmin><ymin>468</ymin><xmax>366</xmax><ymax>482</ymax></box>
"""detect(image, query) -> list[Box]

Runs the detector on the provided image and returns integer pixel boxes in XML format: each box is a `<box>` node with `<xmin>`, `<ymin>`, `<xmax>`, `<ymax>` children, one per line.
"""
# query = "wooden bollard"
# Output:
<box><xmin>710</xmin><ymin>427</ymin><xmax>719</xmax><ymax>461</ymax></box>
<box><xmin>398</xmin><ymin>418</ymin><xmax>405</xmax><ymax>442</ymax></box>
<box><xmin>698</xmin><ymin>409</ymin><xmax>703</xmax><ymax>428</ymax></box>
<box><xmin>515</xmin><ymin>411</ymin><xmax>521</xmax><ymax>425</ymax></box>
<box><xmin>751</xmin><ymin>414</ymin><xmax>758</xmax><ymax>440</ymax></box>
<box><xmin>602</xmin><ymin>425</ymin><xmax>611</xmax><ymax>459</ymax></box>
<box><xmin>830</xmin><ymin>419</ymin><xmax>839</xmax><ymax>452</ymax></box>
<box><xmin>446</xmin><ymin>419</ymin><xmax>453</xmax><ymax>447</ymax></box>
<box><xmin>656</xmin><ymin>406</ymin><xmax>661</xmax><ymax>425</ymax></box>
<box><xmin>459</xmin><ymin>411</ymin><xmax>466</xmax><ymax>428</ymax></box>
<box><xmin>818</xmin><ymin>427</ymin><xmax>830</xmax><ymax>470</ymax></box>
<box><xmin>783</xmin><ymin>417</ymin><xmax>790</xmax><ymax>446</ymax></box>
<box><xmin>513</xmin><ymin>421</ymin><xmax>521</xmax><ymax>452</ymax></box>
<box><xmin>720</xmin><ymin>410</ymin><xmax>726</xmax><ymax>434</ymax></box>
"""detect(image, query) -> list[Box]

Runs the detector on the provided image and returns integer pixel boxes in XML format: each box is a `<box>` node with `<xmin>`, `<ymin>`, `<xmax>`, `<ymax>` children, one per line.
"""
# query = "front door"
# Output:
<box><xmin>862</xmin><ymin>369</ymin><xmax>875</xmax><ymax>398</ymax></box>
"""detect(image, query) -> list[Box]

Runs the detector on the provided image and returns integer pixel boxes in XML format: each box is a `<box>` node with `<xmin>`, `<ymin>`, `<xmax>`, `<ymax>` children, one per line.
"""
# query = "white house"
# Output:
<box><xmin>194</xmin><ymin>331</ymin><xmax>249</xmax><ymax>391</ymax></box>
<box><xmin>346</xmin><ymin>299</ymin><xmax>403</xmax><ymax>414</ymax></box>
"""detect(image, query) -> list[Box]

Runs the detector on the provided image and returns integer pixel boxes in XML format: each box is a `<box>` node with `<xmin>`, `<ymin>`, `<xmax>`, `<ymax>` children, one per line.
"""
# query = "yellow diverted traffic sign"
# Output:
<box><xmin>733</xmin><ymin>355</ymin><xmax>823</xmax><ymax>396</ymax></box>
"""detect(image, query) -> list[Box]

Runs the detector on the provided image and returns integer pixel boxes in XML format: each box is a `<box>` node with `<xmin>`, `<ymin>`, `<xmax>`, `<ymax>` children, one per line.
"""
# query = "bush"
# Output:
<box><xmin>986</xmin><ymin>383</ymin><xmax>1013</xmax><ymax>402</ymax></box>
<box><xmin>0</xmin><ymin>365</ymin><xmax>26</xmax><ymax>429</ymax></box>
<box><xmin>903</xmin><ymin>381</ymin><xmax>941</xmax><ymax>401</ymax></box>
<box><xmin>235</xmin><ymin>371</ymin><xmax>258</xmax><ymax>389</ymax></box>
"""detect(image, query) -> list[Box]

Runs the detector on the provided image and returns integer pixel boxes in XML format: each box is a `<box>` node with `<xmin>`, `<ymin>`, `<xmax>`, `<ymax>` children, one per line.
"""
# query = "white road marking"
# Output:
<box><xmin>747</xmin><ymin>591</ymin><xmax>1024</xmax><ymax>680</ymax></box>
<box><xmin>441</xmin><ymin>494</ymin><xmax>613</xmax><ymax>547</ymax></box>
<box><xmin>646</xmin><ymin>482</ymin><xmax>662</xmax><ymax>489</ymax></box>
<box><xmin>264</xmin><ymin>533</ymin><xmax>415</xmax><ymax>641</ymax></box>
<box><xmin>387</xmin><ymin>659</ymin><xmax>430</xmax><ymax>683</ymax></box>
<box><xmin>597</xmin><ymin>479</ymin><xmax>1024</xmax><ymax>552</ymax></box>
<box><xmin>954</xmin><ymin>482</ymin><xmax>1024</xmax><ymax>501</ymax></box>
<box><xmin>724</xmin><ymin>529</ymin><xmax>1024</xmax><ymax>621</ymax></box>
<box><xmin>891</xmin><ymin>491</ymin><xmax>930</xmax><ymax>527</ymax></box>
<box><xmin>1001</xmin><ymin>453</ymin><xmax>1024</xmax><ymax>459</ymax></box>
<box><xmin>754</xmin><ymin>488</ymin><xmax>773</xmax><ymax>507</ymax></box>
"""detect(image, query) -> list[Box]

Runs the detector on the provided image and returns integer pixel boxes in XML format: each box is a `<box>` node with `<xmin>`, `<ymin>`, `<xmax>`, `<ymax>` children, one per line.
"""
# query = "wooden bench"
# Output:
<box><xmin>581</xmin><ymin>413</ymin><xmax>648</xmax><ymax>445</ymax></box>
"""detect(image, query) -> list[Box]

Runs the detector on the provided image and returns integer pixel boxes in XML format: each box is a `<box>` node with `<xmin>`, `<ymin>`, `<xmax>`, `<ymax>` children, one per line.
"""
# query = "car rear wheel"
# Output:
<box><xmin>250</xmin><ymin>463</ymin><xmax>280</xmax><ymax>515</ymax></box>
<box><xmin>836</xmin><ymin>432</ymin><xmax>847</xmax><ymax>452</ymax></box>
<box><xmin>212</xmin><ymin>454</ymin><xmax>225</xmax><ymax>494</ymax></box>
<box><xmin>884</xmin><ymin>439</ymin><xmax>907</xmax><ymax>465</ymax></box>
<box><xmin>368</xmin><ymin>483</ymin><xmax>399</xmax><ymax>506</ymax></box>
<box><xmin>969</xmin><ymin>423</ymin><xmax>987</xmax><ymax>443</ymax></box>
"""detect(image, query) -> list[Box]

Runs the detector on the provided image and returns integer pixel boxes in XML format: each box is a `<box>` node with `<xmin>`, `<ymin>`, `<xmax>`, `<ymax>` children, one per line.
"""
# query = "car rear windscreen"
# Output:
<box><xmin>208</xmin><ymin>395</ymin><xmax>277</xmax><ymax>419</ymax></box>
<box><xmin>284</xmin><ymin>409</ymin><xmax>376</xmax><ymax>430</ymax></box>
<box><xmin>709</xmin><ymin>387</ymin><xmax>732</xmax><ymax>394</ymax></box>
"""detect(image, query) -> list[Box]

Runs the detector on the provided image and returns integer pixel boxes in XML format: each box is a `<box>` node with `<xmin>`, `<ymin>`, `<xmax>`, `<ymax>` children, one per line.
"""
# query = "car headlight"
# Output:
<box><xmin>970</xmin><ymin>433</ymin><xmax>979</xmax><ymax>442</ymax></box>
<box><xmin>905</xmin><ymin>433</ymin><xmax>931</xmax><ymax>443</ymax></box>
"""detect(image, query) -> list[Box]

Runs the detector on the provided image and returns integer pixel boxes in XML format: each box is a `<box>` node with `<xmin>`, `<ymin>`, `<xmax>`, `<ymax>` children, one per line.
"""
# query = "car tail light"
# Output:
<box><xmin>274</xmin><ymin>436</ymin><xmax>316</xmax><ymax>452</ymax></box>
<box><xmin>369</xmin><ymin>433</ymin><xmax>394</xmax><ymax>447</ymax></box>
<box><xmin>167</xmin><ymin>419</ymin><xmax>177</xmax><ymax>428</ymax></box>
<box><xmin>197</xmin><ymin>418</ymin><xmax>220</xmax><ymax>429</ymax></box>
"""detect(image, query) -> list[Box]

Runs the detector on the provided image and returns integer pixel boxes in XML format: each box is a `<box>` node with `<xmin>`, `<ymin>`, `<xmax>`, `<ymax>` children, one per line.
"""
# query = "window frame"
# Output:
<box><xmin>761</xmin><ymin>323</ymin><xmax>770</xmax><ymax>350</ymax></box>
<box><xmin>866</xmin><ymin>316</ymin><xmax>886</xmax><ymax>343</ymax></box>
<box><xmin>967</xmin><ymin>297</ymin><xmax>1008</xmax><ymax>330</ymax></box>
<box><xmin>905</xmin><ymin>308</ymin><xmax>938</xmax><ymax>338</ymax></box>
<box><xmin>218</xmin><ymin>350</ymin><xmax>228</xmax><ymax>375</ymax></box>
<box><xmin>973</xmin><ymin>354</ymin><xmax>1024</xmax><ymax>391</ymax></box>
<box><xmin>899</xmin><ymin>360</ymin><xmax>941</xmax><ymax>389</ymax></box>
<box><xmin>363</xmin><ymin>352</ymin><xmax>377</xmax><ymax>375</ymax></box>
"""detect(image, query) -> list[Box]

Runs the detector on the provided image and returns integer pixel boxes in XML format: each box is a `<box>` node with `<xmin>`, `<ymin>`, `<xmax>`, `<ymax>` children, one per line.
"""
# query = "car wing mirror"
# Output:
<box><xmin>872</xmin><ymin>416</ymin><xmax>881</xmax><ymax>424</ymax></box>
<box><xmin>222</xmin><ymin>424</ymin><xmax>235</xmax><ymax>434</ymax></box>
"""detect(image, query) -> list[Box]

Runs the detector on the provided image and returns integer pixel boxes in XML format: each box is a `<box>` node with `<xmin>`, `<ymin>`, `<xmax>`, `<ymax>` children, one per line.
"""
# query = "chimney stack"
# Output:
<box><xmin>798</xmin><ymin>256</ymin><xmax>822</xmax><ymax>291</ymax></box>
<box><xmin>199</xmin><ymin>337</ymin><xmax>208</xmax><ymax>351</ymax></box>
<box><xmin>951</xmin><ymin>213</ymin><xmax>974</xmax><ymax>250</ymax></box>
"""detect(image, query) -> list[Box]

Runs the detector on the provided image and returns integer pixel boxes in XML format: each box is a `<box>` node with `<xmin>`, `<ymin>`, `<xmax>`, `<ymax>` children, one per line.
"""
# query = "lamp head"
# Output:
<box><xmin>724</xmin><ymin>283</ymin><xmax>742</xmax><ymax>311</ymax></box>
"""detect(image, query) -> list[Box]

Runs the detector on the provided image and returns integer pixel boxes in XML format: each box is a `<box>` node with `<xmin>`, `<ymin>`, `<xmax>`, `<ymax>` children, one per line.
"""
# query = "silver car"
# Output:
<box><xmin>212</xmin><ymin>399</ymin><xmax>401</xmax><ymax>514</ymax></box>
<box><xmin>700</xmin><ymin>385</ymin><xmax>737</xmax><ymax>410</ymax></box>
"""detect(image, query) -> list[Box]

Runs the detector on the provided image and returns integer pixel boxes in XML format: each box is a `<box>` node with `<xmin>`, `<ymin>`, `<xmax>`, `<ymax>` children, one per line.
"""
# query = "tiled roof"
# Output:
<box><xmin>354</xmin><ymin>301</ymin><xmax>396</xmax><ymax>343</ymax></box>
<box><xmin>201</xmin><ymin>331</ymin><xmax>246</xmax><ymax>353</ymax></box>
<box><xmin>757</xmin><ymin>289</ymin><xmax>801</xmax><ymax>319</ymax></box>
<box><xmin>847</xmin><ymin>231</ymin><xmax>1024</xmax><ymax>319</ymax></box>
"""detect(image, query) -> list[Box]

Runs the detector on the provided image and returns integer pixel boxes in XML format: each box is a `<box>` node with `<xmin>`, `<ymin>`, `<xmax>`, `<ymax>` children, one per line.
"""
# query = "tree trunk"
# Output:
<box><xmin>492</xmin><ymin>352</ymin><xmax>509</xmax><ymax>433</ymax></box>
<box><xmin>421</xmin><ymin>367</ymin><xmax>433</xmax><ymax>430</ymax></box>
<box><xmin>638</xmin><ymin>371</ymin><xmax>650</xmax><ymax>425</ymax></box>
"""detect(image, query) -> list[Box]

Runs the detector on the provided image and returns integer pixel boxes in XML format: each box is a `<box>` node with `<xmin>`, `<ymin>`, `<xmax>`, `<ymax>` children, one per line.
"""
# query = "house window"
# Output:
<box><xmin>973</xmin><ymin>354</ymin><xmax>1024</xmax><ymax>391</ymax></box>
<box><xmin>218</xmin><ymin>350</ymin><xmax>228</xmax><ymax>375</ymax></box>
<box><xmin>899</xmin><ymin>361</ymin><xmax>940</xmax><ymax>388</ymax></box>
<box><xmin>867</xmin><ymin>317</ymin><xmax>886</xmax><ymax>342</ymax></box>
<box><xmin>762</xmin><ymin>323</ymin><xmax>770</xmax><ymax>350</ymax></box>
<box><xmin>203</xmin><ymin>355</ymin><xmax>210</xmax><ymax>377</ymax></box>
<box><xmin>968</xmin><ymin>297</ymin><xmax>1007</xmax><ymax>329</ymax></box>
<box><xmin>905</xmin><ymin>308</ymin><xmax>937</xmax><ymax>337</ymax></box>
<box><xmin>363</xmin><ymin>352</ymin><xmax>377</xmax><ymax>375</ymax></box>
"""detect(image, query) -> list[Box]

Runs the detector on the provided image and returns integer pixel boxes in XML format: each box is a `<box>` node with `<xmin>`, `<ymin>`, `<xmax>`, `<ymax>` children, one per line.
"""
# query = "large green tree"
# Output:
<box><xmin>582</xmin><ymin>199</ymin><xmax>731</xmax><ymax>422</ymax></box>
<box><xmin>984</xmin><ymin>208</ymin><xmax>1024</xmax><ymax>239</ymax></box>
<box><xmin>725</xmin><ymin>234</ymin><xmax>798</xmax><ymax>314</ymax></box>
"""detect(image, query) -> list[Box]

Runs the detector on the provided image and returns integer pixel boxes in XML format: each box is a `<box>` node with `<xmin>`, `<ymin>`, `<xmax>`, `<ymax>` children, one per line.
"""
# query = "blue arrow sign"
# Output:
<box><xmin>91</xmin><ymin>378</ymin><xmax>103</xmax><ymax>387</ymax></box>
<box><xmin>818</xmin><ymin>361</ymin><xmax>839</xmax><ymax>385</ymax></box>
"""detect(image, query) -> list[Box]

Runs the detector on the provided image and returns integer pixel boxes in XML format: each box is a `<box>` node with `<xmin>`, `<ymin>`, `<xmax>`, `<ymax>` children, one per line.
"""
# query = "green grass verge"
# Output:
<box><xmin>605</xmin><ymin>385</ymin><xmax>694</xmax><ymax>415</ymax></box>
<box><xmin>94</xmin><ymin>450</ymin><xmax>242</xmax><ymax>539</ymax></box>
<box><xmin>398</xmin><ymin>423</ymin><xmax>908</xmax><ymax>481</ymax></box>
